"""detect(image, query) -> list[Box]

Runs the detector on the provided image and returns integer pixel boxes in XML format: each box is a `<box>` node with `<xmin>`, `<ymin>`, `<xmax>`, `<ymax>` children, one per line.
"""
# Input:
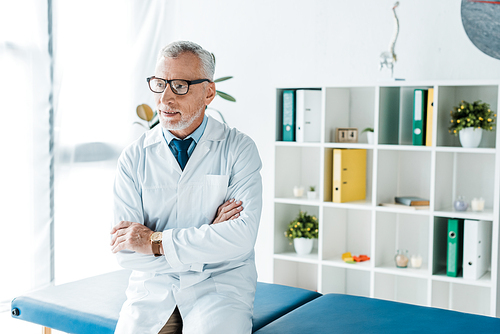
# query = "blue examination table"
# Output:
<box><xmin>11</xmin><ymin>270</ymin><xmax>500</xmax><ymax>333</ymax></box>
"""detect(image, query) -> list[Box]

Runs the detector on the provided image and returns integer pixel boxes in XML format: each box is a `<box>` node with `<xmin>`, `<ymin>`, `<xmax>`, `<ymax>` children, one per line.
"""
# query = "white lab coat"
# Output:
<box><xmin>113</xmin><ymin>116</ymin><xmax>262</xmax><ymax>334</ymax></box>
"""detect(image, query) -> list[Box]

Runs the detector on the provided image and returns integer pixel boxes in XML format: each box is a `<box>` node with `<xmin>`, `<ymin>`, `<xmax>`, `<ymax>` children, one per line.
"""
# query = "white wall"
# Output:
<box><xmin>157</xmin><ymin>0</ymin><xmax>500</xmax><ymax>283</ymax></box>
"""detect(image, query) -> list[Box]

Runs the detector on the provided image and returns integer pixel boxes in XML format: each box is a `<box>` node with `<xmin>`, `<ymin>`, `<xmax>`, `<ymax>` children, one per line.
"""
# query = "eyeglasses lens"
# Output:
<box><xmin>149</xmin><ymin>78</ymin><xmax>189</xmax><ymax>95</ymax></box>
<box><xmin>170</xmin><ymin>80</ymin><xmax>189</xmax><ymax>95</ymax></box>
<box><xmin>150</xmin><ymin>78</ymin><xmax>166</xmax><ymax>93</ymax></box>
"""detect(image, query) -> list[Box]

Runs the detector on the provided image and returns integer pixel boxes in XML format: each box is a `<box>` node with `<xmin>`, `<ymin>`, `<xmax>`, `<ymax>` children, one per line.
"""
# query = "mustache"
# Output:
<box><xmin>159</xmin><ymin>107</ymin><xmax>182</xmax><ymax>113</ymax></box>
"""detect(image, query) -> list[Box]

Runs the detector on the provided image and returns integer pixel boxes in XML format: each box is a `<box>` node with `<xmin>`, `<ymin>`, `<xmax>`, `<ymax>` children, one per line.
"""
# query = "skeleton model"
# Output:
<box><xmin>379</xmin><ymin>2</ymin><xmax>400</xmax><ymax>78</ymax></box>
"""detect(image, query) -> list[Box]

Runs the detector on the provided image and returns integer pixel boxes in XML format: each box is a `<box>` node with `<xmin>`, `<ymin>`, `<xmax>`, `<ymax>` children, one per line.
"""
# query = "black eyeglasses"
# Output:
<box><xmin>147</xmin><ymin>76</ymin><xmax>211</xmax><ymax>95</ymax></box>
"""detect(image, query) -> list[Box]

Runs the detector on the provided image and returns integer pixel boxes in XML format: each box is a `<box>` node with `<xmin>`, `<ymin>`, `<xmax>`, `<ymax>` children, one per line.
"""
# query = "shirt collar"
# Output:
<box><xmin>162</xmin><ymin>115</ymin><xmax>208</xmax><ymax>145</ymax></box>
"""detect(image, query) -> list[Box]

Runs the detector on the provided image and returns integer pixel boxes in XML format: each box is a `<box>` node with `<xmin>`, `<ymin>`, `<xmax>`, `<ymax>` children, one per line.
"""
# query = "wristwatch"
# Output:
<box><xmin>150</xmin><ymin>231</ymin><xmax>163</xmax><ymax>257</ymax></box>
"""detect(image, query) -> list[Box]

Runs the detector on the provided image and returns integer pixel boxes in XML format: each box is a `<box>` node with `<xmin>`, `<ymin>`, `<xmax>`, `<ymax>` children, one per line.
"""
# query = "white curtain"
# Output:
<box><xmin>0</xmin><ymin>0</ymin><xmax>53</xmax><ymax>310</ymax></box>
<box><xmin>52</xmin><ymin>0</ymin><xmax>173</xmax><ymax>284</ymax></box>
<box><xmin>1</xmin><ymin>0</ymin><xmax>175</xmax><ymax>311</ymax></box>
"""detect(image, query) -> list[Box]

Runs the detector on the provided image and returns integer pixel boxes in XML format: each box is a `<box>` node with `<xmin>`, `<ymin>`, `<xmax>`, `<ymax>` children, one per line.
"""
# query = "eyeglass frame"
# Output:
<box><xmin>146</xmin><ymin>76</ymin><xmax>211</xmax><ymax>95</ymax></box>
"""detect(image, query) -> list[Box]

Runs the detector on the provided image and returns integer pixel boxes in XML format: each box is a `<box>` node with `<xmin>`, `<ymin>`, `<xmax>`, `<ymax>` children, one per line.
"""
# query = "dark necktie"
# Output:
<box><xmin>172</xmin><ymin>138</ymin><xmax>193</xmax><ymax>170</ymax></box>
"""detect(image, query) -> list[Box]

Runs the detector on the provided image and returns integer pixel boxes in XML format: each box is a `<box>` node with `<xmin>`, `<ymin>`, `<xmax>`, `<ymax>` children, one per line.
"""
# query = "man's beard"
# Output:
<box><xmin>159</xmin><ymin>105</ymin><xmax>204</xmax><ymax>131</ymax></box>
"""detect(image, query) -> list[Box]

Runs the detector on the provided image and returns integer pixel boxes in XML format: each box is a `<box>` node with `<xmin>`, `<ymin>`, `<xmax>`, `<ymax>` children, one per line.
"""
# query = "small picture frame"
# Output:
<box><xmin>335</xmin><ymin>127</ymin><xmax>358</xmax><ymax>143</ymax></box>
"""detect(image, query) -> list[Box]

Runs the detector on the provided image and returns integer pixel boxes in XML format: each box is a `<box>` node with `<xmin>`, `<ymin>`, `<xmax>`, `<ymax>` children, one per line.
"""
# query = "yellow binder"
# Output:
<box><xmin>333</xmin><ymin>149</ymin><xmax>366</xmax><ymax>203</ymax></box>
<box><xmin>425</xmin><ymin>88</ymin><xmax>434</xmax><ymax>146</ymax></box>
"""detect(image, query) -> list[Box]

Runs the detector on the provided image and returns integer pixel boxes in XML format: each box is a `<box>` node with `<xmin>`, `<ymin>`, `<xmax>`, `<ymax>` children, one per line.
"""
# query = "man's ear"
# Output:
<box><xmin>205</xmin><ymin>82</ymin><xmax>216</xmax><ymax>105</ymax></box>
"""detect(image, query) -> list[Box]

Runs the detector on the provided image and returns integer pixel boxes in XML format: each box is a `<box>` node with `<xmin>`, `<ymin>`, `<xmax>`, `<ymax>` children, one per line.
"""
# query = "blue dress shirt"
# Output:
<box><xmin>162</xmin><ymin>115</ymin><xmax>208</xmax><ymax>160</ymax></box>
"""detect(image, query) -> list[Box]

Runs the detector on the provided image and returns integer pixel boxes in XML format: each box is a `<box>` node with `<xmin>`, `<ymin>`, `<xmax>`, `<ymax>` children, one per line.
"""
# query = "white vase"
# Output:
<box><xmin>459</xmin><ymin>128</ymin><xmax>482</xmax><ymax>148</ymax></box>
<box><xmin>293</xmin><ymin>238</ymin><xmax>313</xmax><ymax>255</ymax></box>
<box><xmin>307</xmin><ymin>191</ymin><xmax>317</xmax><ymax>200</ymax></box>
<box><xmin>366</xmin><ymin>132</ymin><xmax>374</xmax><ymax>145</ymax></box>
<box><xmin>293</xmin><ymin>186</ymin><xmax>304</xmax><ymax>198</ymax></box>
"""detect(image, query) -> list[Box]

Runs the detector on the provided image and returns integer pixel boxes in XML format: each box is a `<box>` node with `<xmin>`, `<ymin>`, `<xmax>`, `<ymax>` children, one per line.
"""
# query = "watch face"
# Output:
<box><xmin>151</xmin><ymin>232</ymin><xmax>162</xmax><ymax>243</ymax></box>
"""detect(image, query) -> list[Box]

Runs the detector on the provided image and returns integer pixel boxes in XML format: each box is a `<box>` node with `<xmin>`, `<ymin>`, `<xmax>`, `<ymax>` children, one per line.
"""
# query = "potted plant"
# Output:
<box><xmin>449</xmin><ymin>100</ymin><xmax>496</xmax><ymax>148</ymax></box>
<box><xmin>361</xmin><ymin>127</ymin><xmax>374</xmax><ymax>144</ymax></box>
<box><xmin>307</xmin><ymin>186</ymin><xmax>317</xmax><ymax>200</ymax></box>
<box><xmin>284</xmin><ymin>211</ymin><xmax>319</xmax><ymax>255</ymax></box>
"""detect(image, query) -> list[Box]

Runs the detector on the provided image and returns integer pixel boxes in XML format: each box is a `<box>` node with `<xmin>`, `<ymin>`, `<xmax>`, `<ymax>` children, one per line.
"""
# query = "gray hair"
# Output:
<box><xmin>158</xmin><ymin>41</ymin><xmax>215</xmax><ymax>81</ymax></box>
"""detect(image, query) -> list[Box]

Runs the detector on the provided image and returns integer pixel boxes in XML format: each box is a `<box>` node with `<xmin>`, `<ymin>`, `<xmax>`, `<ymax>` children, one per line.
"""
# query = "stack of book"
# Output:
<box><xmin>380</xmin><ymin>196</ymin><xmax>430</xmax><ymax>210</ymax></box>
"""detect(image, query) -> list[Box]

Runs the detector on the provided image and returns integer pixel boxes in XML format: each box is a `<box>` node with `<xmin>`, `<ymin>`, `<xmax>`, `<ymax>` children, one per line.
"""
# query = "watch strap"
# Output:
<box><xmin>152</xmin><ymin>241</ymin><xmax>161</xmax><ymax>257</ymax></box>
<box><xmin>151</xmin><ymin>232</ymin><xmax>162</xmax><ymax>257</ymax></box>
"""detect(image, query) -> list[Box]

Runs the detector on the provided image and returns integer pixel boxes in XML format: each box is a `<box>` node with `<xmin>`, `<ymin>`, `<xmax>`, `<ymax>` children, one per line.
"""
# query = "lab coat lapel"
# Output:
<box><xmin>185</xmin><ymin>141</ymin><xmax>210</xmax><ymax>172</ymax></box>
<box><xmin>143</xmin><ymin>126</ymin><xmax>182</xmax><ymax>175</ymax></box>
<box><xmin>183</xmin><ymin>116</ymin><xmax>226</xmax><ymax>172</ymax></box>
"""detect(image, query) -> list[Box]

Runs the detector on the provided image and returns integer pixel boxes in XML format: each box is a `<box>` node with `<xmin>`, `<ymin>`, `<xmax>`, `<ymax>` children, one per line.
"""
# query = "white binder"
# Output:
<box><xmin>463</xmin><ymin>220</ymin><xmax>492</xmax><ymax>280</ymax></box>
<box><xmin>296</xmin><ymin>90</ymin><xmax>322</xmax><ymax>142</ymax></box>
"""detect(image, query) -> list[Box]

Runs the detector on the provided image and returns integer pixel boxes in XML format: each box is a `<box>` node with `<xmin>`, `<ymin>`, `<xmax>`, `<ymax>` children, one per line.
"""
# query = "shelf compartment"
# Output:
<box><xmin>436</xmin><ymin>85</ymin><xmax>498</xmax><ymax>148</ymax></box>
<box><xmin>374</xmin><ymin>263</ymin><xmax>429</xmax><ymax>278</ymax></box>
<box><xmin>322</xmin><ymin>200</ymin><xmax>373</xmax><ymax>210</ymax></box>
<box><xmin>376</xmin><ymin>205</ymin><xmax>430</xmax><ymax>215</ymax></box>
<box><xmin>273</xmin><ymin>259</ymin><xmax>318</xmax><ymax>292</ymax></box>
<box><xmin>322</xmin><ymin>256</ymin><xmax>371</xmax><ymax>271</ymax></box>
<box><xmin>274</xmin><ymin>203</ymin><xmax>320</xmax><ymax>255</ymax></box>
<box><xmin>378</xmin><ymin>85</ymin><xmax>434</xmax><ymax>146</ymax></box>
<box><xmin>431</xmin><ymin>280</ymin><xmax>491</xmax><ymax>316</ymax></box>
<box><xmin>375</xmin><ymin>211</ymin><xmax>430</xmax><ymax>273</ymax></box>
<box><xmin>434</xmin><ymin>209</ymin><xmax>494</xmax><ymax>221</ymax></box>
<box><xmin>273</xmin><ymin>252</ymin><xmax>319</xmax><ymax>264</ymax></box>
<box><xmin>374</xmin><ymin>272</ymin><xmax>428</xmax><ymax>306</ymax></box>
<box><xmin>322</xmin><ymin>207</ymin><xmax>371</xmax><ymax>264</ymax></box>
<box><xmin>274</xmin><ymin>197</ymin><xmax>321</xmax><ymax>206</ymax></box>
<box><xmin>275</xmin><ymin>87</ymin><xmax>322</xmax><ymax>142</ymax></box>
<box><xmin>323</xmin><ymin>147</ymin><xmax>374</xmax><ymax>204</ymax></box>
<box><xmin>376</xmin><ymin>150</ymin><xmax>431</xmax><ymax>205</ymax></box>
<box><xmin>275</xmin><ymin>141</ymin><xmax>322</xmax><ymax>148</ymax></box>
<box><xmin>432</xmin><ymin>270</ymin><xmax>491</xmax><ymax>287</ymax></box>
<box><xmin>434</xmin><ymin>152</ymin><xmax>496</xmax><ymax>212</ymax></box>
<box><xmin>321</xmin><ymin>266</ymin><xmax>370</xmax><ymax>297</ymax></box>
<box><xmin>324</xmin><ymin>87</ymin><xmax>376</xmax><ymax>144</ymax></box>
<box><xmin>275</xmin><ymin>146</ymin><xmax>321</xmax><ymax>199</ymax></box>
<box><xmin>432</xmin><ymin>217</ymin><xmax>493</xmax><ymax>285</ymax></box>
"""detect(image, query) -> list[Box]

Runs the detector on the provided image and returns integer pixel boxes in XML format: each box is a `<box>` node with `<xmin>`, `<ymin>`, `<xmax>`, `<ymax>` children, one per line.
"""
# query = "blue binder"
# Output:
<box><xmin>282</xmin><ymin>90</ymin><xmax>296</xmax><ymax>141</ymax></box>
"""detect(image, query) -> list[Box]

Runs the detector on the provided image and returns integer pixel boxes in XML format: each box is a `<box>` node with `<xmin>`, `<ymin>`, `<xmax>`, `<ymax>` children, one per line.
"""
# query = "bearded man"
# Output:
<box><xmin>110</xmin><ymin>41</ymin><xmax>262</xmax><ymax>334</ymax></box>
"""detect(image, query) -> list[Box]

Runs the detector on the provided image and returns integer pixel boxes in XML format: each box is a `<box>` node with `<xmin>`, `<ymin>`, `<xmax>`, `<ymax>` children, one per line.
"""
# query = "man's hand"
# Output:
<box><xmin>110</xmin><ymin>221</ymin><xmax>154</xmax><ymax>254</ymax></box>
<box><xmin>212</xmin><ymin>199</ymin><xmax>243</xmax><ymax>225</ymax></box>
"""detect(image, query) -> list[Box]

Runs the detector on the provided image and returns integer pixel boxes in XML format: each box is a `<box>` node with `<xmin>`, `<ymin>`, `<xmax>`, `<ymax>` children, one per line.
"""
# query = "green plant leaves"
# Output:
<box><xmin>216</xmin><ymin>90</ymin><xmax>236</xmax><ymax>102</ymax></box>
<box><xmin>449</xmin><ymin>100</ymin><xmax>496</xmax><ymax>135</ymax></box>
<box><xmin>214</xmin><ymin>76</ymin><xmax>233</xmax><ymax>83</ymax></box>
<box><xmin>284</xmin><ymin>211</ymin><xmax>319</xmax><ymax>240</ymax></box>
<box><xmin>361</xmin><ymin>127</ymin><xmax>374</xmax><ymax>133</ymax></box>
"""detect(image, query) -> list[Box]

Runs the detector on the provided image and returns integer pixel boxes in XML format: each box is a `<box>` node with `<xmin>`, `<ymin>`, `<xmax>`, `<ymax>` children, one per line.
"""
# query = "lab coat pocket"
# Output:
<box><xmin>203</xmin><ymin>175</ymin><xmax>229</xmax><ymax>221</ymax></box>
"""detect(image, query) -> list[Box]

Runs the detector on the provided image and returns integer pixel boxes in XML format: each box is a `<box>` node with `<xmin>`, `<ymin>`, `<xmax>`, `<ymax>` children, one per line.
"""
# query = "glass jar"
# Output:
<box><xmin>394</xmin><ymin>249</ymin><xmax>409</xmax><ymax>268</ymax></box>
<box><xmin>453</xmin><ymin>196</ymin><xmax>468</xmax><ymax>212</ymax></box>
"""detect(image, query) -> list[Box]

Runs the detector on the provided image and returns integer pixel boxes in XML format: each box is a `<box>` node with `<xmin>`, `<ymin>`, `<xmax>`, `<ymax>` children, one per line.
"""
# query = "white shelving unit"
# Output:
<box><xmin>272</xmin><ymin>81</ymin><xmax>500</xmax><ymax>317</ymax></box>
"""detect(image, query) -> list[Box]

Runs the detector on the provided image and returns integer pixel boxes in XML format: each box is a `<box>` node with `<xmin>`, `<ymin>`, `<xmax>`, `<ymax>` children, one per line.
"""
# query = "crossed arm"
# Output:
<box><xmin>110</xmin><ymin>199</ymin><xmax>243</xmax><ymax>255</ymax></box>
<box><xmin>111</xmin><ymin>136</ymin><xmax>262</xmax><ymax>273</ymax></box>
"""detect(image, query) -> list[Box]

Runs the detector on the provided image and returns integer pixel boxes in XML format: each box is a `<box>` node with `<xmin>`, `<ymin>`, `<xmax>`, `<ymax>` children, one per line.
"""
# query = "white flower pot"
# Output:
<box><xmin>307</xmin><ymin>191</ymin><xmax>317</xmax><ymax>200</ymax></box>
<box><xmin>366</xmin><ymin>132</ymin><xmax>374</xmax><ymax>145</ymax></box>
<box><xmin>293</xmin><ymin>238</ymin><xmax>313</xmax><ymax>255</ymax></box>
<box><xmin>459</xmin><ymin>128</ymin><xmax>482</xmax><ymax>148</ymax></box>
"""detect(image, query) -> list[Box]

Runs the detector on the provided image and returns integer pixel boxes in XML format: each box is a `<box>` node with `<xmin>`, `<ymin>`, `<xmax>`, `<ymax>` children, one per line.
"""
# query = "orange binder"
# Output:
<box><xmin>333</xmin><ymin>149</ymin><xmax>366</xmax><ymax>203</ymax></box>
